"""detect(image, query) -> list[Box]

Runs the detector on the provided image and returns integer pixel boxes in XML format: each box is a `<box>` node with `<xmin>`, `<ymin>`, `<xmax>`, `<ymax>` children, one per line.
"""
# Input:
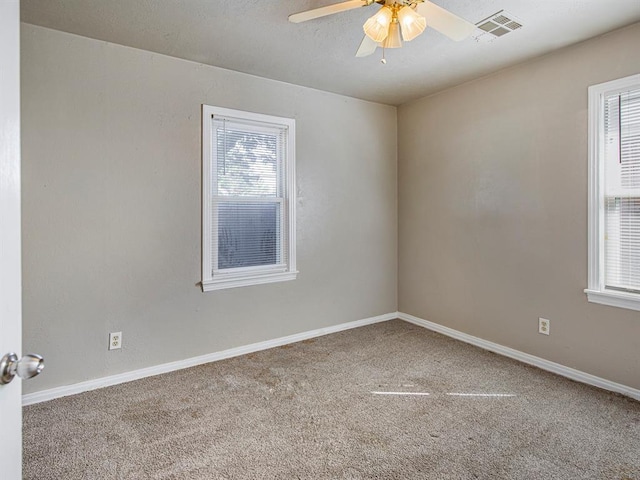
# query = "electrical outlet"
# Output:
<box><xmin>538</xmin><ymin>318</ymin><xmax>550</xmax><ymax>336</ymax></box>
<box><xmin>109</xmin><ymin>332</ymin><xmax>122</xmax><ymax>350</ymax></box>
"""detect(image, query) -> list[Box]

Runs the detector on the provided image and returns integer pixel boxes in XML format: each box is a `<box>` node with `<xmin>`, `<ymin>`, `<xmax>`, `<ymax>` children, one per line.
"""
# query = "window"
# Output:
<box><xmin>201</xmin><ymin>105</ymin><xmax>296</xmax><ymax>291</ymax></box>
<box><xmin>586</xmin><ymin>74</ymin><xmax>640</xmax><ymax>311</ymax></box>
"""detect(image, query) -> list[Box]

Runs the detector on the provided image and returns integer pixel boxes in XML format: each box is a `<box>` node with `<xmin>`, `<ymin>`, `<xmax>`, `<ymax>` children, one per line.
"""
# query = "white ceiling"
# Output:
<box><xmin>21</xmin><ymin>0</ymin><xmax>640</xmax><ymax>105</ymax></box>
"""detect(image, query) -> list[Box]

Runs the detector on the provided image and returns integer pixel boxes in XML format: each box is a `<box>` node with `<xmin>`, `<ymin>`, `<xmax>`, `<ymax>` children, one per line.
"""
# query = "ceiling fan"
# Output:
<box><xmin>289</xmin><ymin>0</ymin><xmax>476</xmax><ymax>60</ymax></box>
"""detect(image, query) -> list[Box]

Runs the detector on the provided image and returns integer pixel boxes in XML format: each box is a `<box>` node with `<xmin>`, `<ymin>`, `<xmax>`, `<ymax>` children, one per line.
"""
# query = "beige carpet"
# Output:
<box><xmin>23</xmin><ymin>320</ymin><xmax>640</xmax><ymax>479</ymax></box>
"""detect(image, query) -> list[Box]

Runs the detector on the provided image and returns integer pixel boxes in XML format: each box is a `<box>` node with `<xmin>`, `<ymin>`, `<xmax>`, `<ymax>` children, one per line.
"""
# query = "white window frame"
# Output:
<box><xmin>585</xmin><ymin>73</ymin><xmax>640</xmax><ymax>311</ymax></box>
<box><xmin>201</xmin><ymin>105</ymin><xmax>297</xmax><ymax>292</ymax></box>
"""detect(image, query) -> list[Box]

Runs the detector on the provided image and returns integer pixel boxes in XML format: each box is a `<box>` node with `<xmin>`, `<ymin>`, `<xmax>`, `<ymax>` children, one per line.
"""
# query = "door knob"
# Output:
<box><xmin>0</xmin><ymin>352</ymin><xmax>44</xmax><ymax>385</ymax></box>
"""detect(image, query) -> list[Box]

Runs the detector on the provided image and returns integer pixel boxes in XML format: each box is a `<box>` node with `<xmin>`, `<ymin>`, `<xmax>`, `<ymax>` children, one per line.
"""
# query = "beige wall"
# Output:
<box><xmin>399</xmin><ymin>23</ymin><xmax>640</xmax><ymax>389</ymax></box>
<box><xmin>20</xmin><ymin>24</ymin><xmax>398</xmax><ymax>394</ymax></box>
<box><xmin>22</xmin><ymin>20</ymin><xmax>640</xmax><ymax>396</ymax></box>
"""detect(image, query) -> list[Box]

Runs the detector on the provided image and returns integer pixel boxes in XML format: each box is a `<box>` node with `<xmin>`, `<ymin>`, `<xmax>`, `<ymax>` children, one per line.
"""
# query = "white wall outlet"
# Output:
<box><xmin>109</xmin><ymin>331</ymin><xmax>122</xmax><ymax>350</ymax></box>
<box><xmin>538</xmin><ymin>318</ymin><xmax>550</xmax><ymax>335</ymax></box>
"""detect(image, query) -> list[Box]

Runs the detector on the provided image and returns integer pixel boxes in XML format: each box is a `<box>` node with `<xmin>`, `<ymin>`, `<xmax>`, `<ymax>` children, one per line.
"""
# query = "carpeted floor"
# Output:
<box><xmin>23</xmin><ymin>320</ymin><xmax>640</xmax><ymax>479</ymax></box>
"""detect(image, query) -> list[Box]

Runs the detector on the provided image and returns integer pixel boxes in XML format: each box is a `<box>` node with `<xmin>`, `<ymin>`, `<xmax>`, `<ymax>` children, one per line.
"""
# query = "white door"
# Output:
<box><xmin>0</xmin><ymin>1</ymin><xmax>25</xmax><ymax>478</ymax></box>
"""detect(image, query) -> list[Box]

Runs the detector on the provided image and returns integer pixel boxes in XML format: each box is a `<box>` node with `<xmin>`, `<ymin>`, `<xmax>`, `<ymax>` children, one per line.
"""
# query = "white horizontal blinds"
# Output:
<box><xmin>603</xmin><ymin>87</ymin><xmax>640</xmax><ymax>292</ymax></box>
<box><xmin>211</xmin><ymin>116</ymin><xmax>288</xmax><ymax>272</ymax></box>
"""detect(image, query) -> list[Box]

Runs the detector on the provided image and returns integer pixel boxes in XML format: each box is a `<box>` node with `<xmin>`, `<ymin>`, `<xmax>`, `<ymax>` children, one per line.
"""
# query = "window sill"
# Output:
<box><xmin>584</xmin><ymin>288</ymin><xmax>640</xmax><ymax>312</ymax></box>
<box><xmin>202</xmin><ymin>271</ymin><xmax>298</xmax><ymax>292</ymax></box>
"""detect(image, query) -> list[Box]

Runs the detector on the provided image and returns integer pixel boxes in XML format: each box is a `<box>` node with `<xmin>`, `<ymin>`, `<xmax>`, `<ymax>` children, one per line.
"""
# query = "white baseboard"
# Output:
<box><xmin>397</xmin><ymin>312</ymin><xmax>640</xmax><ymax>402</ymax></box>
<box><xmin>24</xmin><ymin>311</ymin><xmax>640</xmax><ymax>406</ymax></box>
<box><xmin>22</xmin><ymin>312</ymin><xmax>397</xmax><ymax>406</ymax></box>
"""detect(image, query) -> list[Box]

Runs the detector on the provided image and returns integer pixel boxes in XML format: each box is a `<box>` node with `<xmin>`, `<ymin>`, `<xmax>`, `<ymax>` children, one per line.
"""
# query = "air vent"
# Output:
<box><xmin>493</xmin><ymin>15</ymin><xmax>510</xmax><ymax>25</ymax></box>
<box><xmin>474</xmin><ymin>10</ymin><xmax>523</xmax><ymax>42</ymax></box>
<box><xmin>491</xmin><ymin>27</ymin><xmax>510</xmax><ymax>37</ymax></box>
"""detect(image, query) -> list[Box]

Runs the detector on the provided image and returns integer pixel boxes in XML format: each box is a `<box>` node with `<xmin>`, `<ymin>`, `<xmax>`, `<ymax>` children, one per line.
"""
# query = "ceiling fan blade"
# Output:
<box><xmin>289</xmin><ymin>0</ymin><xmax>369</xmax><ymax>24</ymax></box>
<box><xmin>416</xmin><ymin>1</ymin><xmax>476</xmax><ymax>41</ymax></box>
<box><xmin>355</xmin><ymin>35</ymin><xmax>378</xmax><ymax>57</ymax></box>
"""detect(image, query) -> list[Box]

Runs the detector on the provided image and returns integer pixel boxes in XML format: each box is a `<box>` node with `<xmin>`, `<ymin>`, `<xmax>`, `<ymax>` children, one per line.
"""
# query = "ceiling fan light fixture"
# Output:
<box><xmin>382</xmin><ymin>20</ymin><xmax>403</xmax><ymax>49</ymax></box>
<box><xmin>363</xmin><ymin>6</ymin><xmax>393</xmax><ymax>42</ymax></box>
<box><xmin>397</xmin><ymin>6</ymin><xmax>426</xmax><ymax>41</ymax></box>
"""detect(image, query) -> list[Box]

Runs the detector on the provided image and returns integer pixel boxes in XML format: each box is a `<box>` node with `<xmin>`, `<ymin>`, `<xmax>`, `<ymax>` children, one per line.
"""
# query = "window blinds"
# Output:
<box><xmin>603</xmin><ymin>88</ymin><xmax>640</xmax><ymax>292</ymax></box>
<box><xmin>211</xmin><ymin>116</ymin><xmax>288</xmax><ymax>272</ymax></box>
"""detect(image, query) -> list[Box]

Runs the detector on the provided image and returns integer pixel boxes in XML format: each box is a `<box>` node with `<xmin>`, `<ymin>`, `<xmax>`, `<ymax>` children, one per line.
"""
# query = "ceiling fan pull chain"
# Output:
<box><xmin>381</xmin><ymin>46</ymin><xmax>387</xmax><ymax>64</ymax></box>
